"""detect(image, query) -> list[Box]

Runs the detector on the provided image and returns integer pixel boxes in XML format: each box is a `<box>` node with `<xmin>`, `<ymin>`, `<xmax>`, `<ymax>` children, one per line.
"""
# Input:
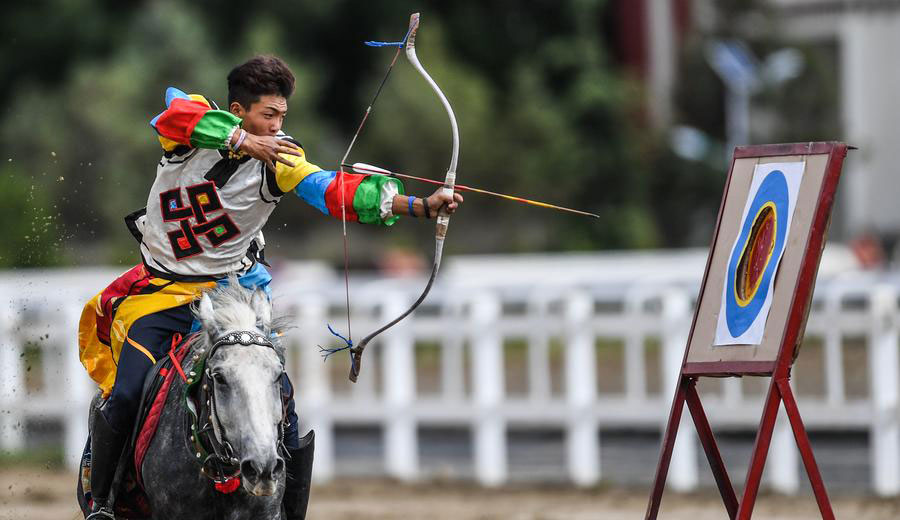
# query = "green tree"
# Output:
<box><xmin>1</xmin><ymin>0</ymin><xmax>783</xmax><ymax>267</ymax></box>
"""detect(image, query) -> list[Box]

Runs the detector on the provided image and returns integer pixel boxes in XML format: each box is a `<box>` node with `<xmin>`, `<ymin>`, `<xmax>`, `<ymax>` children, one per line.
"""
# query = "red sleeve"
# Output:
<box><xmin>152</xmin><ymin>98</ymin><xmax>215</xmax><ymax>146</ymax></box>
<box><xmin>324</xmin><ymin>171</ymin><xmax>366</xmax><ymax>222</ymax></box>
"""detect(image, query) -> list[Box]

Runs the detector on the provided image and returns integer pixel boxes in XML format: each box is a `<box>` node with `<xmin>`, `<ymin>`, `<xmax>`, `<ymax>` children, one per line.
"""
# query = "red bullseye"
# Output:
<box><xmin>735</xmin><ymin>202</ymin><xmax>777</xmax><ymax>307</ymax></box>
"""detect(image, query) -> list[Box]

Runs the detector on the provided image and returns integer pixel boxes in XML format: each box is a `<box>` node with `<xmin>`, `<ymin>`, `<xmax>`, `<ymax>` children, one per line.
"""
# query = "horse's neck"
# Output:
<box><xmin>175</xmin><ymin>337</ymin><xmax>208</xmax><ymax>407</ymax></box>
<box><xmin>159</xmin><ymin>336</ymin><xmax>207</xmax><ymax>442</ymax></box>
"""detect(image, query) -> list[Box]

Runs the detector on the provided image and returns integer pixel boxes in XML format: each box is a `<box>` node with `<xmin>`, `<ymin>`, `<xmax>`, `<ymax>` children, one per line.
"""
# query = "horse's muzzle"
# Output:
<box><xmin>241</xmin><ymin>456</ymin><xmax>284</xmax><ymax>496</ymax></box>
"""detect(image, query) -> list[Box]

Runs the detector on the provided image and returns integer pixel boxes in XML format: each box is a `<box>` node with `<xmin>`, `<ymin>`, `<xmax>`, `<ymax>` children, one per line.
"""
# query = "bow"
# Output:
<box><xmin>333</xmin><ymin>13</ymin><xmax>459</xmax><ymax>382</ymax></box>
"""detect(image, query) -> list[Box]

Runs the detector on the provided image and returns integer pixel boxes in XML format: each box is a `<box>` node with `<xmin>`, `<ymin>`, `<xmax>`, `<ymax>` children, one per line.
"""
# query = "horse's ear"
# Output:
<box><xmin>198</xmin><ymin>293</ymin><xmax>216</xmax><ymax>330</ymax></box>
<box><xmin>250</xmin><ymin>288</ymin><xmax>271</xmax><ymax>327</ymax></box>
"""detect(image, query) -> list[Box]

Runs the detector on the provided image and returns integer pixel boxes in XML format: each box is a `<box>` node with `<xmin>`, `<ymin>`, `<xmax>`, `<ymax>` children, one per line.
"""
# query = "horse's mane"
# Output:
<box><xmin>191</xmin><ymin>280</ymin><xmax>293</xmax><ymax>358</ymax></box>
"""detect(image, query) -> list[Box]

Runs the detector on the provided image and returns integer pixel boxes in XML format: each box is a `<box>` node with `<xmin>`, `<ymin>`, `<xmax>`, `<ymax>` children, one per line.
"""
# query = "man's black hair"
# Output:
<box><xmin>227</xmin><ymin>55</ymin><xmax>295</xmax><ymax>109</ymax></box>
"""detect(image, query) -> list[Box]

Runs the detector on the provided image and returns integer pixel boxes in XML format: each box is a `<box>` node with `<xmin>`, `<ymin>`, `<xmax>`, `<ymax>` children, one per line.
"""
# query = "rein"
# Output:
<box><xmin>182</xmin><ymin>330</ymin><xmax>289</xmax><ymax>493</ymax></box>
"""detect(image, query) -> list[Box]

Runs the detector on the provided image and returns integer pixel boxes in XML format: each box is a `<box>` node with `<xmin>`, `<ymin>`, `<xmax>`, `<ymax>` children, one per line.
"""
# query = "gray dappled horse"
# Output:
<box><xmin>87</xmin><ymin>282</ymin><xmax>309</xmax><ymax>519</ymax></box>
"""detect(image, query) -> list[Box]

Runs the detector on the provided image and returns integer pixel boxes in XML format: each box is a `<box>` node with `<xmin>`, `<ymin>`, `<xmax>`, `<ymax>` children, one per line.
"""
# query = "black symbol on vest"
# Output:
<box><xmin>159</xmin><ymin>182</ymin><xmax>241</xmax><ymax>260</ymax></box>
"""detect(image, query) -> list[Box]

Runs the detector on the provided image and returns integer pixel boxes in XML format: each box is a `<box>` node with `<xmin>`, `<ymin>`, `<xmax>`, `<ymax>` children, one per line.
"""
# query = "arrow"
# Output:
<box><xmin>344</xmin><ymin>162</ymin><xmax>600</xmax><ymax>219</ymax></box>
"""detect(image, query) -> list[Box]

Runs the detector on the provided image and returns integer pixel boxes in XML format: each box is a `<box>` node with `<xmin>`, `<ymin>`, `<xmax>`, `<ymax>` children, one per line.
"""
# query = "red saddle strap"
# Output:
<box><xmin>168</xmin><ymin>333</ymin><xmax>188</xmax><ymax>382</ymax></box>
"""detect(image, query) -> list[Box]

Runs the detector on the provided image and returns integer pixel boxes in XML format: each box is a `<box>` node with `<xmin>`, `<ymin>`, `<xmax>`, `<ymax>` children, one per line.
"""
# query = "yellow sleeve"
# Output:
<box><xmin>274</xmin><ymin>147</ymin><xmax>323</xmax><ymax>193</ymax></box>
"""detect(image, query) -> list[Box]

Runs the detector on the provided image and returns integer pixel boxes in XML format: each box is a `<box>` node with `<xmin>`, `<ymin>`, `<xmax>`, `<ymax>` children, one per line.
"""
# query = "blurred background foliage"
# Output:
<box><xmin>0</xmin><ymin>0</ymin><xmax>834</xmax><ymax>269</ymax></box>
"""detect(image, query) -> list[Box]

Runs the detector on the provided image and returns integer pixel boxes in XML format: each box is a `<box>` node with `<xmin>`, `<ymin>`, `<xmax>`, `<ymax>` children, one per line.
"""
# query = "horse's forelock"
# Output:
<box><xmin>195</xmin><ymin>281</ymin><xmax>258</xmax><ymax>330</ymax></box>
<box><xmin>192</xmin><ymin>280</ymin><xmax>290</xmax><ymax>357</ymax></box>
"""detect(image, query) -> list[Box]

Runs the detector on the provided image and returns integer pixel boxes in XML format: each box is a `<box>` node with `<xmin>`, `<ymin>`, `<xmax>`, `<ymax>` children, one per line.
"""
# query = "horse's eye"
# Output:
<box><xmin>212</xmin><ymin>372</ymin><xmax>227</xmax><ymax>385</ymax></box>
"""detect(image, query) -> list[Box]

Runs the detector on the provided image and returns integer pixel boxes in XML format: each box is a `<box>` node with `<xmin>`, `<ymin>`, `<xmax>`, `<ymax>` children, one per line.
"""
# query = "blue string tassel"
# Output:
<box><xmin>365</xmin><ymin>40</ymin><xmax>404</xmax><ymax>47</ymax></box>
<box><xmin>363</xmin><ymin>21</ymin><xmax>415</xmax><ymax>49</ymax></box>
<box><xmin>318</xmin><ymin>324</ymin><xmax>353</xmax><ymax>361</ymax></box>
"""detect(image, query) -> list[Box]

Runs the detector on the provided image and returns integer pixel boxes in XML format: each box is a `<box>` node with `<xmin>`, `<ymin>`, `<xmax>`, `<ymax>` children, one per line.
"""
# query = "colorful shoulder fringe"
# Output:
<box><xmin>150</xmin><ymin>87</ymin><xmax>241</xmax><ymax>150</ymax></box>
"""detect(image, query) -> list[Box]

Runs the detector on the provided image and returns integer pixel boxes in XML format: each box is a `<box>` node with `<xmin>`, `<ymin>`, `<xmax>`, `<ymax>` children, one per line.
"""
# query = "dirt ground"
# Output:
<box><xmin>3</xmin><ymin>469</ymin><xmax>900</xmax><ymax>520</ymax></box>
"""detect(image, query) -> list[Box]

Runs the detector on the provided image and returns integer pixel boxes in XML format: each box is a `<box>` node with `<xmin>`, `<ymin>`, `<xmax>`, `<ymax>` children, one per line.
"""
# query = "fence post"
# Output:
<box><xmin>0</xmin><ymin>289</ymin><xmax>24</xmax><ymax>452</ymax></box>
<box><xmin>869</xmin><ymin>284</ymin><xmax>900</xmax><ymax>495</ymax></box>
<box><xmin>823</xmin><ymin>286</ymin><xmax>845</xmax><ymax>406</ymax></box>
<box><xmin>722</xmin><ymin>378</ymin><xmax>743</xmax><ymax>407</ymax></box>
<box><xmin>661</xmin><ymin>288</ymin><xmax>698</xmax><ymax>491</ymax></box>
<box><xmin>381</xmin><ymin>292</ymin><xmax>418</xmax><ymax>481</ymax></box>
<box><xmin>471</xmin><ymin>292</ymin><xmax>506</xmax><ymax>486</ymax></box>
<box><xmin>565</xmin><ymin>291</ymin><xmax>599</xmax><ymax>486</ymax></box>
<box><xmin>64</xmin><ymin>303</ymin><xmax>94</xmax><ymax>470</ymax></box>
<box><xmin>766</xmin><ymin>400</ymin><xmax>799</xmax><ymax>493</ymax></box>
<box><xmin>527</xmin><ymin>293</ymin><xmax>552</xmax><ymax>402</ymax></box>
<box><xmin>441</xmin><ymin>299</ymin><xmax>466</xmax><ymax>400</ymax></box>
<box><xmin>623</xmin><ymin>290</ymin><xmax>647</xmax><ymax>403</ymax></box>
<box><xmin>295</xmin><ymin>294</ymin><xmax>334</xmax><ymax>482</ymax></box>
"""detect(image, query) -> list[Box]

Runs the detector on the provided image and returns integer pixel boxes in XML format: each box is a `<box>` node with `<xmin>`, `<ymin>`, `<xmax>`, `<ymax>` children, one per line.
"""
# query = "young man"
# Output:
<box><xmin>78</xmin><ymin>55</ymin><xmax>462</xmax><ymax>519</ymax></box>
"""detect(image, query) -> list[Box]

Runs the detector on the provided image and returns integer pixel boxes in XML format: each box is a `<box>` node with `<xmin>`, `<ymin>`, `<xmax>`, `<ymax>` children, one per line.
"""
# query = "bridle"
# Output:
<box><xmin>185</xmin><ymin>329</ymin><xmax>290</xmax><ymax>486</ymax></box>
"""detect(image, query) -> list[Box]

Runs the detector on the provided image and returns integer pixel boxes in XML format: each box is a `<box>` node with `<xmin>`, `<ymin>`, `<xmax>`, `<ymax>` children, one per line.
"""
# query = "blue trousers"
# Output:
<box><xmin>101</xmin><ymin>304</ymin><xmax>301</xmax><ymax>449</ymax></box>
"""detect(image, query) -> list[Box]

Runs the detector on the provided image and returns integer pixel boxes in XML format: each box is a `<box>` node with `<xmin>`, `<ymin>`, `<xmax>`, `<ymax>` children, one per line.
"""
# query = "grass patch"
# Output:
<box><xmin>0</xmin><ymin>446</ymin><xmax>66</xmax><ymax>469</ymax></box>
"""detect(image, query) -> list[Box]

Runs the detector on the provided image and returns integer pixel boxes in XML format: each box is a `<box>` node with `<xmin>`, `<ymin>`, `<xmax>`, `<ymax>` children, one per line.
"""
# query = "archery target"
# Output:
<box><xmin>714</xmin><ymin>162</ymin><xmax>804</xmax><ymax>346</ymax></box>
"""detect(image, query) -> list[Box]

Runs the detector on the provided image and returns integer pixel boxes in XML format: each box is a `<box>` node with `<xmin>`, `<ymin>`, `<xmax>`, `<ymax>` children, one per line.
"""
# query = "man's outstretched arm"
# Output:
<box><xmin>287</xmin><ymin>163</ymin><xmax>462</xmax><ymax>225</ymax></box>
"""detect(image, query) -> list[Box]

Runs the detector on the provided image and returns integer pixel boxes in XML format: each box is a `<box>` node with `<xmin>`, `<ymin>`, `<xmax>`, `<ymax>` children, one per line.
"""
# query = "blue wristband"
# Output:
<box><xmin>408</xmin><ymin>196</ymin><xmax>416</xmax><ymax>217</ymax></box>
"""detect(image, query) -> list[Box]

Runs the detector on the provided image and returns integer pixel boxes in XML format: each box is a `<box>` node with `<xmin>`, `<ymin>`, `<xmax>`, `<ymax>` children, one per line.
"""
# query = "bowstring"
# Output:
<box><xmin>332</xmin><ymin>24</ymin><xmax>414</xmax><ymax>357</ymax></box>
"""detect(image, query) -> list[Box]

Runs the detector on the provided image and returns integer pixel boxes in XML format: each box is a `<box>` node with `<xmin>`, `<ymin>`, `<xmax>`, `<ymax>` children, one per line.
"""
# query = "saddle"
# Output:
<box><xmin>77</xmin><ymin>333</ymin><xmax>198</xmax><ymax>519</ymax></box>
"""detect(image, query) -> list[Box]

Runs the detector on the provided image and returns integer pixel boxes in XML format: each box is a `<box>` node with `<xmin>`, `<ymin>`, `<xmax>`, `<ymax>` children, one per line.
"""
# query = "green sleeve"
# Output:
<box><xmin>353</xmin><ymin>175</ymin><xmax>405</xmax><ymax>226</ymax></box>
<box><xmin>189</xmin><ymin>110</ymin><xmax>242</xmax><ymax>149</ymax></box>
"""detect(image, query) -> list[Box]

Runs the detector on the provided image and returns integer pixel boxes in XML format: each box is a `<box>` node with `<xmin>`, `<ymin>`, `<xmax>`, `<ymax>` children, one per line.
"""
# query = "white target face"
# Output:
<box><xmin>714</xmin><ymin>162</ymin><xmax>804</xmax><ymax>346</ymax></box>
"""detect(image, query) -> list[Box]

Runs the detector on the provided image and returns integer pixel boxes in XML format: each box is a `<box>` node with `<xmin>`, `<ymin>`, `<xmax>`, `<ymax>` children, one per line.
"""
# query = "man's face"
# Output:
<box><xmin>230</xmin><ymin>95</ymin><xmax>288</xmax><ymax>136</ymax></box>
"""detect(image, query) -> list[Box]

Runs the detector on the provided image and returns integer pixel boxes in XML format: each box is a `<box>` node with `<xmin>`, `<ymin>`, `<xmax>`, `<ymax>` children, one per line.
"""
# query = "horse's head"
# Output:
<box><xmin>194</xmin><ymin>282</ymin><xmax>287</xmax><ymax>496</ymax></box>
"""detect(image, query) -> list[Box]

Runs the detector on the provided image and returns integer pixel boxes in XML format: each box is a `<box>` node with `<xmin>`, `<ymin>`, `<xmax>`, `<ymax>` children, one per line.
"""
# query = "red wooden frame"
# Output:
<box><xmin>645</xmin><ymin>142</ymin><xmax>849</xmax><ymax>519</ymax></box>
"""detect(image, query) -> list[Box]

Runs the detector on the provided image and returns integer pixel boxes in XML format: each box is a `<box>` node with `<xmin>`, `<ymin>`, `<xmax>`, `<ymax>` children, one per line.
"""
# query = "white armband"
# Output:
<box><xmin>379</xmin><ymin>179</ymin><xmax>402</xmax><ymax>219</ymax></box>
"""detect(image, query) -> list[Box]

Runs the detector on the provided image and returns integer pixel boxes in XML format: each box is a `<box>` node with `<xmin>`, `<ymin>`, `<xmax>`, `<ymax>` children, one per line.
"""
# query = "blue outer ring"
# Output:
<box><xmin>725</xmin><ymin>170</ymin><xmax>789</xmax><ymax>338</ymax></box>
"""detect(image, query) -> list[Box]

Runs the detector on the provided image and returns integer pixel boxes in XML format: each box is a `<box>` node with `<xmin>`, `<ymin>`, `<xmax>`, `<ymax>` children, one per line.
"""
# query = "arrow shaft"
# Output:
<box><xmin>342</xmin><ymin>163</ymin><xmax>599</xmax><ymax>219</ymax></box>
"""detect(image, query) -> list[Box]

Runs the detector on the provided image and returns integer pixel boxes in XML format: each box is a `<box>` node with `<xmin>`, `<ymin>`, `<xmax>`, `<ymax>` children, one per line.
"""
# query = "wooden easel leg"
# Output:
<box><xmin>645</xmin><ymin>375</ymin><xmax>690</xmax><ymax>520</ymax></box>
<box><xmin>735</xmin><ymin>378</ymin><xmax>783</xmax><ymax>520</ymax></box>
<box><xmin>776</xmin><ymin>378</ymin><xmax>835</xmax><ymax>520</ymax></box>
<box><xmin>685</xmin><ymin>380</ymin><xmax>738</xmax><ymax>519</ymax></box>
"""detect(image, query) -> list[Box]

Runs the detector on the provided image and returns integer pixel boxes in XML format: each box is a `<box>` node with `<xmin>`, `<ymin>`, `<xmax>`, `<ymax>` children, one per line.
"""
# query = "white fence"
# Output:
<box><xmin>2</xmin><ymin>249</ymin><xmax>900</xmax><ymax>495</ymax></box>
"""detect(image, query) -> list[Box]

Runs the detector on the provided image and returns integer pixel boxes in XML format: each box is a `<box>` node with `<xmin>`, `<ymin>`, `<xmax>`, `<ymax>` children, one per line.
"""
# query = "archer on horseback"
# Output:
<box><xmin>77</xmin><ymin>55</ymin><xmax>463</xmax><ymax>519</ymax></box>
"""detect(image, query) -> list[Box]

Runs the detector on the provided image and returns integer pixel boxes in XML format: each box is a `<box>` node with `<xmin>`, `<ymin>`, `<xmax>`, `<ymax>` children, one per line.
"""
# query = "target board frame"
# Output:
<box><xmin>646</xmin><ymin>142</ymin><xmax>850</xmax><ymax>520</ymax></box>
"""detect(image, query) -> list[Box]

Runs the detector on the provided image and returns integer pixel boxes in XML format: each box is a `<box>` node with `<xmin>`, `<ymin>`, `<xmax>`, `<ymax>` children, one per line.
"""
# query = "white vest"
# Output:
<box><xmin>131</xmin><ymin>142</ymin><xmax>288</xmax><ymax>278</ymax></box>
